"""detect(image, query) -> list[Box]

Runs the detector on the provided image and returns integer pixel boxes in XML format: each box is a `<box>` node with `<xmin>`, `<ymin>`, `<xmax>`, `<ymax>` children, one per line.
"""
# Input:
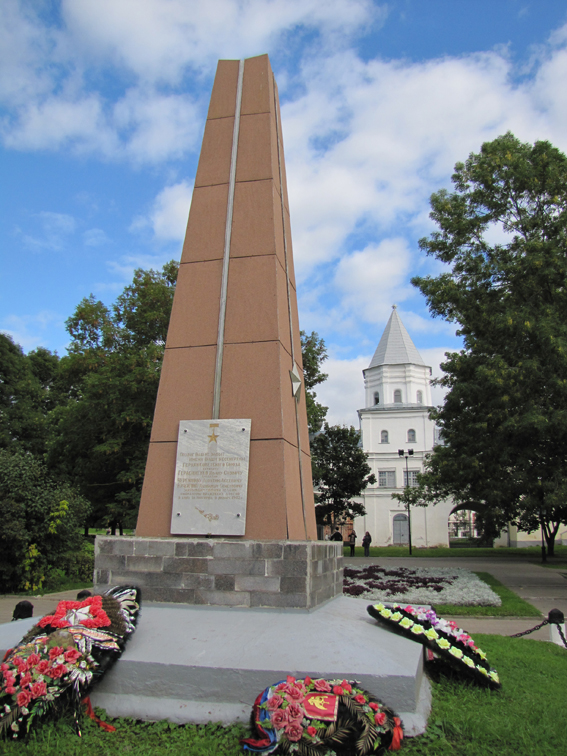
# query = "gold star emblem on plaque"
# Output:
<box><xmin>208</xmin><ymin>423</ymin><xmax>219</xmax><ymax>444</ymax></box>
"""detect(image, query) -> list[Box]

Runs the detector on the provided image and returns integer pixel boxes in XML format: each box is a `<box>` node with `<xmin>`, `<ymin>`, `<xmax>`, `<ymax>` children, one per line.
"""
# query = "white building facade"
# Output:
<box><xmin>353</xmin><ymin>307</ymin><xmax>453</xmax><ymax>547</ymax></box>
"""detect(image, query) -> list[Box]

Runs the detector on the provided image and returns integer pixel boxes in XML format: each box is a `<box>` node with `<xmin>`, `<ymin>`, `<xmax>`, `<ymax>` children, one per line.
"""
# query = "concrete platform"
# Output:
<box><xmin>0</xmin><ymin>596</ymin><xmax>430</xmax><ymax>736</ymax></box>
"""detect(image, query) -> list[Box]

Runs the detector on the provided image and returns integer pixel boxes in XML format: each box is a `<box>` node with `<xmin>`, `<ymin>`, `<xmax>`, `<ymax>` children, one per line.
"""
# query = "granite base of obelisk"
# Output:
<box><xmin>94</xmin><ymin>537</ymin><xmax>343</xmax><ymax>609</ymax></box>
<box><xmin>0</xmin><ymin>598</ymin><xmax>430</xmax><ymax>737</ymax></box>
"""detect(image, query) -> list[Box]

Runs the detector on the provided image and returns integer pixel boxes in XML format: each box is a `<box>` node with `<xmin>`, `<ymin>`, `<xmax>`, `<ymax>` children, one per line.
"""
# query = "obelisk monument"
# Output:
<box><xmin>94</xmin><ymin>55</ymin><xmax>343</xmax><ymax>609</ymax></box>
<box><xmin>137</xmin><ymin>54</ymin><xmax>316</xmax><ymax>541</ymax></box>
<box><xmin>88</xmin><ymin>56</ymin><xmax>427</xmax><ymax>733</ymax></box>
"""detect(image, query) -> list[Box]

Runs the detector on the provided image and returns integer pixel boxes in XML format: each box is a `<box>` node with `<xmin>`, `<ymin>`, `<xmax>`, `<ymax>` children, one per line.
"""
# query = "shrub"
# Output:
<box><xmin>0</xmin><ymin>449</ymin><xmax>90</xmax><ymax>592</ymax></box>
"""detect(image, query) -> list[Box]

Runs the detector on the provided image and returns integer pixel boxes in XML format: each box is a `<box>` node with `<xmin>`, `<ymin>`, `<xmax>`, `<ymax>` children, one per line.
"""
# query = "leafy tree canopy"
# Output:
<box><xmin>412</xmin><ymin>132</ymin><xmax>567</xmax><ymax>554</ymax></box>
<box><xmin>311</xmin><ymin>424</ymin><xmax>375</xmax><ymax>527</ymax></box>
<box><xmin>0</xmin><ymin>334</ymin><xmax>58</xmax><ymax>456</ymax></box>
<box><xmin>47</xmin><ymin>261</ymin><xmax>178</xmax><ymax>531</ymax></box>
<box><xmin>300</xmin><ymin>330</ymin><xmax>328</xmax><ymax>435</ymax></box>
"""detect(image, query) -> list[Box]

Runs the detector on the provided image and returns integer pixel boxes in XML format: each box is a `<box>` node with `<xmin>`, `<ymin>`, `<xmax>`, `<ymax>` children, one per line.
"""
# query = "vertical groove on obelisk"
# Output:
<box><xmin>212</xmin><ymin>59</ymin><xmax>245</xmax><ymax>420</ymax></box>
<box><xmin>273</xmin><ymin>75</ymin><xmax>309</xmax><ymax>539</ymax></box>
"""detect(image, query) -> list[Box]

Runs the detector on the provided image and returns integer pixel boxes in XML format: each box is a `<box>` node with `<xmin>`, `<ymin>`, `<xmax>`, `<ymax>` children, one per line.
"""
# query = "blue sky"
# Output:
<box><xmin>2</xmin><ymin>0</ymin><xmax>567</xmax><ymax>425</ymax></box>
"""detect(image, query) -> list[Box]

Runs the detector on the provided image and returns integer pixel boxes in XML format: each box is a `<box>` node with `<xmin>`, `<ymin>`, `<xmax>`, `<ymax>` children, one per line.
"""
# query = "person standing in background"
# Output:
<box><xmin>348</xmin><ymin>530</ymin><xmax>357</xmax><ymax>557</ymax></box>
<box><xmin>362</xmin><ymin>531</ymin><xmax>372</xmax><ymax>557</ymax></box>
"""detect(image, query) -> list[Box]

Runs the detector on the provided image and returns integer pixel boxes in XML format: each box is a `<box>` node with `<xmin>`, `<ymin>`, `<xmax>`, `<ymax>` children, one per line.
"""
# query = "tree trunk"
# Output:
<box><xmin>543</xmin><ymin>521</ymin><xmax>559</xmax><ymax>557</ymax></box>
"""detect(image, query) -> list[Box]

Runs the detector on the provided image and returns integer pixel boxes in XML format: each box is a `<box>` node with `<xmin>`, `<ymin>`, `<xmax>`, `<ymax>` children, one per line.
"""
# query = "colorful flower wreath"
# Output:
<box><xmin>0</xmin><ymin>586</ymin><xmax>141</xmax><ymax>740</ymax></box>
<box><xmin>241</xmin><ymin>675</ymin><xmax>403</xmax><ymax>755</ymax></box>
<box><xmin>367</xmin><ymin>603</ymin><xmax>501</xmax><ymax>690</ymax></box>
<box><xmin>37</xmin><ymin>595</ymin><xmax>111</xmax><ymax>630</ymax></box>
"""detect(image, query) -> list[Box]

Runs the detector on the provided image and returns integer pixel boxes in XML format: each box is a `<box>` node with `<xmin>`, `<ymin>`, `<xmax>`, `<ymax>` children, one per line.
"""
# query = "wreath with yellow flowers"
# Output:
<box><xmin>367</xmin><ymin>604</ymin><xmax>500</xmax><ymax>690</ymax></box>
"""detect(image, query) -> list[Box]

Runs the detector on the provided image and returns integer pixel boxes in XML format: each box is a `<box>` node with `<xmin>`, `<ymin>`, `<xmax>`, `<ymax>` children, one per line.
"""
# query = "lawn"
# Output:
<box><xmin>1</xmin><ymin>636</ymin><xmax>565</xmax><ymax>756</ymax></box>
<box><xmin>402</xmin><ymin>635</ymin><xmax>567</xmax><ymax>756</ymax></box>
<box><xmin>344</xmin><ymin>544</ymin><xmax>567</xmax><ymax>562</ymax></box>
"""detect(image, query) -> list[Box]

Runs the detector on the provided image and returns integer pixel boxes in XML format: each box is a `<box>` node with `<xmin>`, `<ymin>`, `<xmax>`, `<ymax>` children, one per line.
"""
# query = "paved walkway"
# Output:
<box><xmin>1</xmin><ymin>558</ymin><xmax>566</xmax><ymax>642</ymax></box>
<box><xmin>344</xmin><ymin>556</ymin><xmax>567</xmax><ymax>641</ymax></box>
<box><xmin>0</xmin><ymin>589</ymin><xmax>85</xmax><ymax>626</ymax></box>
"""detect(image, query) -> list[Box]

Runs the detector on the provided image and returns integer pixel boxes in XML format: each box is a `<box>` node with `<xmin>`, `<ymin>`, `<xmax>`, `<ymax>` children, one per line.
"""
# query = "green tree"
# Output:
<box><xmin>0</xmin><ymin>334</ymin><xmax>58</xmax><ymax>456</ymax></box>
<box><xmin>311</xmin><ymin>424</ymin><xmax>375</xmax><ymax>527</ymax></box>
<box><xmin>300</xmin><ymin>330</ymin><xmax>328</xmax><ymax>435</ymax></box>
<box><xmin>47</xmin><ymin>261</ymin><xmax>178</xmax><ymax>532</ymax></box>
<box><xmin>412</xmin><ymin>132</ymin><xmax>567</xmax><ymax>555</ymax></box>
<box><xmin>0</xmin><ymin>449</ymin><xmax>90</xmax><ymax>592</ymax></box>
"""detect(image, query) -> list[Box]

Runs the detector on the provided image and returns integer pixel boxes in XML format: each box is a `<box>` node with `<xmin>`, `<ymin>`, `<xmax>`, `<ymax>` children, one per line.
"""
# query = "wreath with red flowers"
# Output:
<box><xmin>0</xmin><ymin>586</ymin><xmax>140</xmax><ymax>741</ymax></box>
<box><xmin>37</xmin><ymin>595</ymin><xmax>111</xmax><ymax>630</ymax></box>
<box><xmin>241</xmin><ymin>675</ymin><xmax>403</xmax><ymax>755</ymax></box>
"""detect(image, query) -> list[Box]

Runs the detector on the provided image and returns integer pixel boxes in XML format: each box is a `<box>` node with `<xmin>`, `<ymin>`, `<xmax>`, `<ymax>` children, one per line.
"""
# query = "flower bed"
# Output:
<box><xmin>343</xmin><ymin>565</ymin><xmax>501</xmax><ymax>606</ymax></box>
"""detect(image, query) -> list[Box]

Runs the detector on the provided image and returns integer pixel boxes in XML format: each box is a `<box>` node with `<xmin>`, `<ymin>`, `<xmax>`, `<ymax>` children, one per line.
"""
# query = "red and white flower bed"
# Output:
<box><xmin>343</xmin><ymin>565</ymin><xmax>501</xmax><ymax>606</ymax></box>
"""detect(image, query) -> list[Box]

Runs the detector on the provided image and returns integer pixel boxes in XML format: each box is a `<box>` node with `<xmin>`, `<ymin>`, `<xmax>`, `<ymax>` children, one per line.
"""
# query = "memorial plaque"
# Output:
<box><xmin>170</xmin><ymin>419</ymin><xmax>251</xmax><ymax>536</ymax></box>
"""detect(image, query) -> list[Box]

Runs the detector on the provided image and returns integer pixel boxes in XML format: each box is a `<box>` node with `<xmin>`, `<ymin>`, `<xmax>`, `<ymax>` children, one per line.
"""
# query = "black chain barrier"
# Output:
<box><xmin>509</xmin><ymin>619</ymin><xmax>549</xmax><ymax>638</ymax></box>
<box><xmin>557</xmin><ymin>623</ymin><xmax>567</xmax><ymax>649</ymax></box>
<box><xmin>509</xmin><ymin>609</ymin><xmax>567</xmax><ymax>649</ymax></box>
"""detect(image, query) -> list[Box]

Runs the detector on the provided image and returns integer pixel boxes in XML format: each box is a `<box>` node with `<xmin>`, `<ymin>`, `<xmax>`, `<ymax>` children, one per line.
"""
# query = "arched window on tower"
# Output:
<box><xmin>407</xmin><ymin>429</ymin><xmax>416</xmax><ymax>443</ymax></box>
<box><xmin>394</xmin><ymin>389</ymin><xmax>402</xmax><ymax>403</ymax></box>
<box><xmin>374</xmin><ymin>392</ymin><xmax>379</xmax><ymax>405</ymax></box>
<box><xmin>416</xmin><ymin>390</ymin><xmax>423</xmax><ymax>404</ymax></box>
<box><xmin>381</xmin><ymin>430</ymin><xmax>389</xmax><ymax>444</ymax></box>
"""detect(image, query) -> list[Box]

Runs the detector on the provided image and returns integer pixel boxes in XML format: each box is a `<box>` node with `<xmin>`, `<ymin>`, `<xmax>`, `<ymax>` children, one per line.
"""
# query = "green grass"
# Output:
<box><xmin>0</xmin><ymin>717</ymin><xmax>248</xmax><ymax>755</ymax></box>
<box><xmin>31</xmin><ymin>580</ymin><xmax>94</xmax><ymax>597</ymax></box>
<box><xmin>1</xmin><ymin>636</ymin><xmax>565</xmax><ymax>755</ymax></box>
<box><xmin>433</xmin><ymin>572</ymin><xmax>541</xmax><ymax>617</ymax></box>
<box><xmin>402</xmin><ymin>635</ymin><xmax>567</xmax><ymax>755</ymax></box>
<box><xmin>541</xmin><ymin>562</ymin><xmax>567</xmax><ymax>569</ymax></box>
<box><xmin>345</xmin><ymin>544</ymin><xmax>567</xmax><ymax>561</ymax></box>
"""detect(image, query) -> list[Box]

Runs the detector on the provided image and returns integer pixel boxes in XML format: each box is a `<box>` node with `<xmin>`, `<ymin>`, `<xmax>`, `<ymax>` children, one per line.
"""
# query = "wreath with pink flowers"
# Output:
<box><xmin>241</xmin><ymin>675</ymin><xmax>403</xmax><ymax>755</ymax></box>
<box><xmin>367</xmin><ymin>603</ymin><xmax>501</xmax><ymax>690</ymax></box>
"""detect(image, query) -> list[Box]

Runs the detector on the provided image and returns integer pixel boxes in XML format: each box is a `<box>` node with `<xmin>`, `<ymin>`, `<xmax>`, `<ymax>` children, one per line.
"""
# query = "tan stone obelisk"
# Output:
<box><xmin>136</xmin><ymin>54</ymin><xmax>317</xmax><ymax>541</ymax></box>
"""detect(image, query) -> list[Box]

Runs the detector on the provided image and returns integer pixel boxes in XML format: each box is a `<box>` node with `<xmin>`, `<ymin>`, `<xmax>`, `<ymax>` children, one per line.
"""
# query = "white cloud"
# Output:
<box><xmin>0</xmin><ymin>0</ymin><xmax>56</xmax><ymax>106</ymax></box>
<box><xmin>3</xmin><ymin>1</ymin><xmax>567</xmax><ymax>420</ymax></box>
<box><xmin>21</xmin><ymin>211</ymin><xmax>76</xmax><ymax>250</ymax></box>
<box><xmin>130</xmin><ymin>180</ymin><xmax>193</xmax><ymax>242</ymax></box>
<box><xmin>60</xmin><ymin>0</ymin><xmax>382</xmax><ymax>82</ymax></box>
<box><xmin>1</xmin><ymin>311</ymin><xmax>64</xmax><ymax>352</ymax></box>
<box><xmin>316</xmin><ymin>354</ymin><xmax>369</xmax><ymax>427</ymax></box>
<box><xmin>83</xmin><ymin>228</ymin><xmax>109</xmax><ymax>247</ymax></box>
<box><xmin>420</xmin><ymin>347</ymin><xmax>451</xmax><ymax>407</ymax></box>
<box><xmin>113</xmin><ymin>89</ymin><xmax>201</xmax><ymax>163</ymax></box>
<box><xmin>333</xmin><ymin>238</ymin><xmax>413</xmax><ymax>323</ymax></box>
<box><xmin>0</xmin><ymin>0</ymin><xmax>383</xmax><ymax>162</ymax></box>
<box><xmin>284</xmin><ymin>47</ymin><xmax>556</xmax><ymax>284</ymax></box>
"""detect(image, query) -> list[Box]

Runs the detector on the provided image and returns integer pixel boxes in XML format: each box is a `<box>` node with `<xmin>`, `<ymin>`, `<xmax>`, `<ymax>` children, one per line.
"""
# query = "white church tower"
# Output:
<box><xmin>354</xmin><ymin>306</ymin><xmax>452</xmax><ymax>547</ymax></box>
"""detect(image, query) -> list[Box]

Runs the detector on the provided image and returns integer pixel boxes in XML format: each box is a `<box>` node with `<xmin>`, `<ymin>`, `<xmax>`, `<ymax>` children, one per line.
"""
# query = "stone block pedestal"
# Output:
<box><xmin>94</xmin><ymin>537</ymin><xmax>343</xmax><ymax>610</ymax></box>
<box><xmin>0</xmin><ymin>599</ymin><xmax>430</xmax><ymax>736</ymax></box>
